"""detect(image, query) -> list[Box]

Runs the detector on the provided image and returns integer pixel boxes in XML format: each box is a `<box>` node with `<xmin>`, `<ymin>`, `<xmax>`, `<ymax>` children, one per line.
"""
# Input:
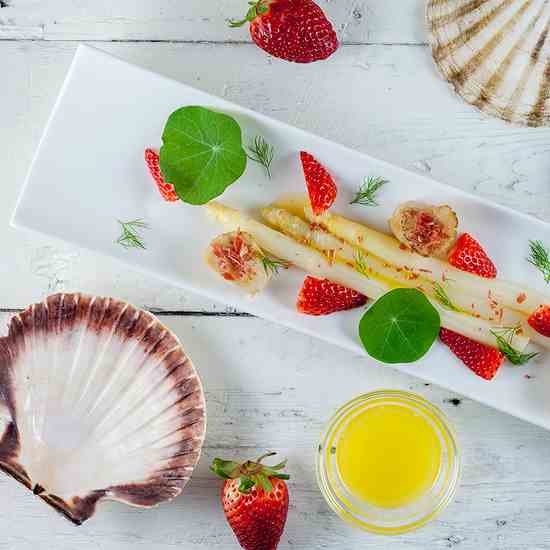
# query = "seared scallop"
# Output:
<box><xmin>389</xmin><ymin>202</ymin><xmax>458</xmax><ymax>258</ymax></box>
<box><xmin>206</xmin><ymin>231</ymin><xmax>272</xmax><ymax>295</ymax></box>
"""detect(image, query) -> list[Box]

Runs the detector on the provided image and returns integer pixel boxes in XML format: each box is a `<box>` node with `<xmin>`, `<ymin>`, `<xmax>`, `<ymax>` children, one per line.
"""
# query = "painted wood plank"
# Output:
<box><xmin>2</xmin><ymin>41</ymin><xmax>550</xmax><ymax>311</ymax></box>
<box><xmin>0</xmin><ymin>312</ymin><xmax>549</xmax><ymax>549</ymax></box>
<box><xmin>0</xmin><ymin>0</ymin><xmax>425</xmax><ymax>43</ymax></box>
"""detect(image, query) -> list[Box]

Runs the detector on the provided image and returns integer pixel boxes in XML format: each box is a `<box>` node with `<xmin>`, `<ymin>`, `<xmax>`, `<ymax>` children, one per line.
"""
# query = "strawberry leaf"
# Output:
<box><xmin>359</xmin><ymin>288</ymin><xmax>440</xmax><ymax>364</ymax></box>
<box><xmin>160</xmin><ymin>106</ymin><xmax>247</xmax><ymax>205</ymax></box>
<box><xmin>255</xmin><ymin>474</ymin><xmax>273</xmax><ymax>493</ymax></box>
<box><xmin>266</xmin><ymin>460</ymin><xmax>287</xmax><ymax>471</ymax></box>
<box><xmin>272</xmin><ymin>473</ymin><xmax>290</xmax><ymax>480</ymax></box>
<box><xmin>210</xmin><ymin>458</ymin><xmax>242</xmax><ymax>479</ymax></box>
<box><xmin>238</xmin><ymin>477</ymin><xmax>255</xmax><ymax>493</ymax></box>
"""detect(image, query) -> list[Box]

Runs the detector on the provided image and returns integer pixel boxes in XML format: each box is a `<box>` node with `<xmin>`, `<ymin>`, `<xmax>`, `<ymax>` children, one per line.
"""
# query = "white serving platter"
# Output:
<box><xmin>12</xmin><ymin>45</ymin><xmax>550</xmax><ymax>430</ymax></box>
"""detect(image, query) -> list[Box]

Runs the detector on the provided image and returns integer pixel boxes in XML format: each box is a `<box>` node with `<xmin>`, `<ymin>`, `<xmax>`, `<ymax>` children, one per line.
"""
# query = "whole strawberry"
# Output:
<box><xmin>229</xmin><ymin>0</ymin><xmax>339</xmax><ymax>64</ymax></box>
<box><xmin>212</xmin><ymin>453</ymin><xmax>289</xmax><ymax>550</ymax></box>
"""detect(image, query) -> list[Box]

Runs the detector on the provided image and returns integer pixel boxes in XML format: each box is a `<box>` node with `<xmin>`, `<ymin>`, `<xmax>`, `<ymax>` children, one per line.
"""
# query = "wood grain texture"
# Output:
<box><xmin>0</xmin><ymin>0</ymin><xmax>425</xmax><ymax>43</ymax></box>
<box><xmin>0</xmin><ymin>313</ymin><xmax>549</xmax><ymax>549</ymax></box>
<box><xmin>2</xmin><ymin>2</ymin><xmax>550</xmax><ymax>548</ymax></box>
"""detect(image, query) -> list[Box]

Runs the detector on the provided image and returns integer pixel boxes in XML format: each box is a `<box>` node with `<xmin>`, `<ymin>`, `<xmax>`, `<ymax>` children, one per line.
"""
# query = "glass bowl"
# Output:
<box><xmin>316</xmin><ymin>390</ymin><xmax>460</xmax><ymax>535</ymax></box>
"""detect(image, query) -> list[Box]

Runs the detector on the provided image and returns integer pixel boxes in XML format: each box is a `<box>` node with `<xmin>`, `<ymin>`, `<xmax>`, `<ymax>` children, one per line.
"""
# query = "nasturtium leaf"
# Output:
<box><xmin>358</xmin><ymin>288</ymin><xmax>440</xmax><ymax>364</ymax></box>
<box><xmin>159</xmin><ymin>106</ymin><xmax>247</xmax><ymax>205</ymax></box>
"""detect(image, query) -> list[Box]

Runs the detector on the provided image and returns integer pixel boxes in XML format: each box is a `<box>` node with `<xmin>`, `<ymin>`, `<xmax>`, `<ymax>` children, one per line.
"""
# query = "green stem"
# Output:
<box><xmin>227</xmin><ymin>1</ymin><xmax>270</xmax><ymax>28</ymax></box>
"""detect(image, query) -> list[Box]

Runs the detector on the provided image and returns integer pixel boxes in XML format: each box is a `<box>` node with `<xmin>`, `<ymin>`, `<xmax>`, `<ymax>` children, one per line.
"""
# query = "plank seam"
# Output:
<box><xmin>0</xmin><ymin>38</ymin><xmax>429</xmax><ymax>46</ymax></box>
<box><xmin>0</xmin><ymin>307</ymin><xmax>252</xmax><ymax>317</ymax></box>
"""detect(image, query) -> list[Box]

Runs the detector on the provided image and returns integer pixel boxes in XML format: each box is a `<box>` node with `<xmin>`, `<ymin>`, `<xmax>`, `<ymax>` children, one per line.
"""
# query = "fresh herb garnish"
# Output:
<box><xmin>116</xmin><ymin>219</ymin><xmax>149</xmax><ymax>250</ymax></box>
<box><xmin>261</xmin><ymin>255</ymin><xmax>290</xmax><ymax>276</ymax></box>
<box><xmin>350</xmin><ymin>176</ymin><xmax>388</xmax><ymax>207</ymax></box>
<box><xmin>355</xmin><ymin>250</ymin><xmax>370</xmax><ymax>278</ymax></box>
<box><xmin>528</xmin><ymin>240</ymin><xmax>550</xmax><ymax>283</ymax></box>
<box><xmin>359</xmin><ymin>288</ymin><xmax>440</xmax><ymax>364</ymax></box>
<box><xmin>247</xmin><ymin>136</ymin><xmax>274</xmax><ymax>178</ymax></box>
<box><xmin>490</xmin><ymin>326</ymin><xmax>539</xmax><ymax>365</ymax></box>
<box><xmin>433</xmin><ymin>282</ymin><xmax>461</xmax><ymax>312</ymax></box>
<box><xmin>160</xmin><ymin>106</ymin><xmax>247</xmax><ymax>205</ymax></box>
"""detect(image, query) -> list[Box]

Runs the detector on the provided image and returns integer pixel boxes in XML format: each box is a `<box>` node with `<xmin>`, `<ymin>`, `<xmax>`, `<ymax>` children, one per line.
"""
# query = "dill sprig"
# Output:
<box><xmin>432</xmin><ymin>282</ymin><xmax>461</xmax><ymax>312</ymax></box>
<box><xmin>528</xmin><ymin>240</ymin><xmax>550</xmax><ymax>283</ymax></box>
<box><xmin>247</xmin><ymin>136</ymin><xmax>275</xmax><ymax>178</ymax></box>
<box><xmin>490</xmin><ymin>325</ymin><xmax>539</xmax><ymax>366</ymax></box>
<box><xmin>350</xmin><ymin>176</ymin><xmax>388</xmax><ymax>207</ymax></box>
<box><xmin>261</xmin><ymin>255</ymin><xmax>290</xmax><ymax>276</ymax></box>
<box><xmin>355</xmin><ymin>250</ymin><xmax>370</xmax><ymax>278</ymax></box>
<box><xmin>116</xmin><ymin>219</ymin><xmax>149</xmax><ymax>250</ymax></box>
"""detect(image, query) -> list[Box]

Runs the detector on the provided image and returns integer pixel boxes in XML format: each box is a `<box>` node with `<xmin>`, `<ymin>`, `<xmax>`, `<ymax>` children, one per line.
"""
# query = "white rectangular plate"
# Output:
<box><xmin>13</xmin><ymin>45</ymin><xmax>550</xmax><ymax>429</ymax></box>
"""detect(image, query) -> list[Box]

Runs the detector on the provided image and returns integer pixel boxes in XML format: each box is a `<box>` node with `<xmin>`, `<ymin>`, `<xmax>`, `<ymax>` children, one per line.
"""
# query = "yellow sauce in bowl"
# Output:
<box><xmin>336</xmin><ymin>403</ymin><xmax>442</xmax><ymax>509</ymax></box>
<box><xmin>317</xmin><ymin>391</ymin><xmax>460</xmax><ymax>535</ymax></box>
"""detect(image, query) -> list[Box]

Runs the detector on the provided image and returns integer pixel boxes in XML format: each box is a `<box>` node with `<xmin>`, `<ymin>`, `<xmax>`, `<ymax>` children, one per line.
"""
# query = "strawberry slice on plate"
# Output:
<box><xmin>448</xmin><ymin>233</ymin><xmax>497</xmax><ymax>278</ymax></box>
<box><xmin>440</xmin><ymin>328</ymin><xmax>504</xmax><ymax>380</ymax></box>
<box><xmin>144</xmin><ymin>148</ymin><xmax>179</xmax><ymax>202</ymax></box>
<box><xmin>297</xmin><ymin>276</ymin><xmax>367</xmax><ymax>315</ymax></box>
<box><xmin>300</xmin><ymin>151</ymin><xmax>337</xmax><ymax>216</ymax></box>
<box><xmin>528</xmin><ymin>304</ymin><xmax>550</xmax><ymax>337</ymax></box>
<box><xmin>228</xmin><ymin>0</ymin><xmax>339</xmax><ymax>64</ymax></box>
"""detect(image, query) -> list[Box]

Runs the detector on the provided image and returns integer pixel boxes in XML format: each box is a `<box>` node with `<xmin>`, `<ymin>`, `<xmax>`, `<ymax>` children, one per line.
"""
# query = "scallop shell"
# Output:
<box><xmin>427</xmin><ymin>0</ymin><xmax>550</xmax><ymax>126</ymax></box>
<box><xmin>0</xmin><ymin>294</ymin><xmax>206</xmax><ymax>524</ymax></box>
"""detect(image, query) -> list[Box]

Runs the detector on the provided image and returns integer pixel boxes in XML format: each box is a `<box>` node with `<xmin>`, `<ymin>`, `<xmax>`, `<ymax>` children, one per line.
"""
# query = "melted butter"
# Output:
<box><xmin>336</xmin><ymin>404</ymin><xmax>442</xmax><ymax>509</ymax></box>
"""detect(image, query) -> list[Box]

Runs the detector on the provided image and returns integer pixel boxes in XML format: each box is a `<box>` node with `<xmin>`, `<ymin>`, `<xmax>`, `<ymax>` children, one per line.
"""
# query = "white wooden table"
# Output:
<box><xmin>2</xmin><ymin>2</ymin><xmax>550</xmax><ymax>549</ymax></box>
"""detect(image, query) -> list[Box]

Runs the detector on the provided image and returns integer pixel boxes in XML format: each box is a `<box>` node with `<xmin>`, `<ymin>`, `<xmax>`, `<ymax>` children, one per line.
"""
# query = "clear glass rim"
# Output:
<box><xmin>316</xmin><ymin>390</ymin><xmax>461</xmax><ymax>535</ymax></box>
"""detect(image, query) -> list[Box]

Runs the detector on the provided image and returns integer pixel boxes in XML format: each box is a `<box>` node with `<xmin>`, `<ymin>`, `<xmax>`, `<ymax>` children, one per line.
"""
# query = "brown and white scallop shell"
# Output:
<box><xmin>0</xmin><ymin>294</ymin><xmax>206</xmax><ymax>524</ymax></box>
<box><xmin>427</xmin><ymin>0</ymin><xmax>550</xmax><ymax>126</ymax></box>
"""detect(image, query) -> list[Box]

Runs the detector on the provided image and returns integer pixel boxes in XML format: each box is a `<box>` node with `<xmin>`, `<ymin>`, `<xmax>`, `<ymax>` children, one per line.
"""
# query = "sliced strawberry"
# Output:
<box><xmin>300</xmin><ymin>151</ymin><xmax>337</xmax><ymax>216</ymax></box>
<box><xmin>144</xmin><ymin>148</ymin><xmax>179</xmax><ymax>202</ymax></box>
<box><xmin>297</xmin><ymin>276</ymin><xmax>367</xmax><ymax>316</ymax></box>
<box><xmin>448</xmin><ymin>233</ymin><xmax>497</xmax><ymax>278</ymax></box>
<box><xmin>528</xmin><ymin>305</ymin><xmax>550</xmax><ymax>337</ymax></box>
<box><xmin>440</xmin><ymin>328</ymin><xmax>504</xmax><ymax>380</ymax></box>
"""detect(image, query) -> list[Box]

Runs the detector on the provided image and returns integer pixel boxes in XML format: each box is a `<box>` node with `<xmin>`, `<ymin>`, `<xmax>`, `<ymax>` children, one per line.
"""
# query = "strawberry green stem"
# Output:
<box><xmin>227</xmin><ymin>0</ymin><xmax>270</xmax><ymax>28</ymax></box>
<box><xmin>211</xmin><ymin>452</ymin><xmax>290</xmax><ymax>494</ymax></box>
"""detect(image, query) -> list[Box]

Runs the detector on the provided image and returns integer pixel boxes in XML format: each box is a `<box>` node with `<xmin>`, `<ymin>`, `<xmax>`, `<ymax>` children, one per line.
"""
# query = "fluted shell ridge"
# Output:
<box><xmin>0</xmin><ymin>293</ymin><xmax>206</xmax><ymax>524</ymax></box>
<box><xmin>427</xmin><ymin>0</ymin><xmax>550</xmax><ymax>126</ymax></box>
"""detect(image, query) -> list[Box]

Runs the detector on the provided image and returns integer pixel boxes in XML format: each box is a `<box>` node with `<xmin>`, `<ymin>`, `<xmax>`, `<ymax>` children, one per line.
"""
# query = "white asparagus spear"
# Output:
<box><xmin>262</xmin><ymin>206</ymin><xmax>525</xmax><ymax>326</ymax></box>
<box><xmin>207</xmin><ymin>202</ymin><xmax>387</xmax><ymax>299</ymax></box>
<box><xmin>303</xmin><ymin>206</ymin><xmax>549</xmax><ymax>316</ymax></box>
<box><xmin>206</xmin><ymin>202</ymin><xmax>530</xmax><ymax>351</ymax></box>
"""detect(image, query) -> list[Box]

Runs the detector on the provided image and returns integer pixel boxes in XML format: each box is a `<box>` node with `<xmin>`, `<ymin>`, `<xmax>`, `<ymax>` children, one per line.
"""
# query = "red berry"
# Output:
<box><xmin>222</xmin><ymin>478</ymin><xmax>288</xmax><ymax>550</ymax></box>
<box><xmin>212</xmin><ymin>454</ymin><xmax>289</xmax><ymax>550</ymax></box>
<box><xmin>440</xmin><ymin>328</ymin><xmax>504</xmax><ymax>380</ymax></box>
<box><xmin>448</xmin><ymin>233</ymin><xmax>497</xmax><ymax>278</ymax></box>
<box><xmin>297</xmin><ymin>276</ymin><xmax>367</xmax><ymax>315</ymax></box>
<box><xmin>528</xmin><ymin>305</ymin><xmax>550</xmax><ymax>337</ymax></box>
<box><xmin>231</xmin><ymin>0</ymin><xmax>338</xmax><ymax>64</ymax></box>
<box><xmin>144</xmin><ymin>148</ymin><xmax>179</xmax><ymax>202</ymax></box>
<box><xmin>300</xmin><ymin>151</ymin><xmax>337</xmax><ymax>216</ymax></box>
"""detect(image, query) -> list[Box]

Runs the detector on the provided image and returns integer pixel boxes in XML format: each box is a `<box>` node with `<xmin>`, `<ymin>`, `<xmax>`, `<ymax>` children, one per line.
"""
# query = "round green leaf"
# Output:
<box><xmin>159</xmin><ymin>106</ymin><xmax>247</xmax><ymax>205</ymax></box>
<box><xmin>358</xmin><ymin>288</ymin><xmax>440</xmax><ymax>364</ymax></box>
